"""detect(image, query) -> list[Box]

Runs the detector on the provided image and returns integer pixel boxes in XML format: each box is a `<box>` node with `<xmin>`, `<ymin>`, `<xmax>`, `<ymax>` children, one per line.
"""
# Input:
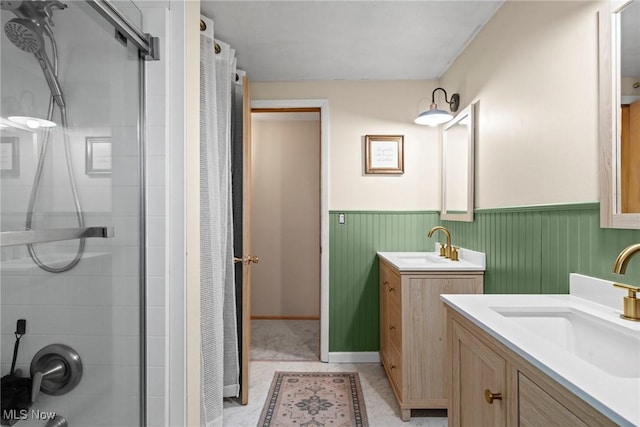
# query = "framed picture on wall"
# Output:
<box><xmin>364</xmin><ymin>134</ymin><xmax>404</xmax><ymax>174</ymax></box>
<box><xmin>86</xmin><ymin>136</ymin><xmax>112</xmax><ymax>176</ymax></box>
<box><xmin>0</xmin><ymin>137</ymin><xmax>19</xmax><ymax>178</ymax></box>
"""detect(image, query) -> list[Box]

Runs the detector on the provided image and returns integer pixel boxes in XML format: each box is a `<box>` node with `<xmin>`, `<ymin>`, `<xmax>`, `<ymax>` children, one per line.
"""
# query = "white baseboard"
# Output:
<box><xmin>327</xmin><ymin>352</ymin><xmax>380</xmax><ymax>363</ymax></box>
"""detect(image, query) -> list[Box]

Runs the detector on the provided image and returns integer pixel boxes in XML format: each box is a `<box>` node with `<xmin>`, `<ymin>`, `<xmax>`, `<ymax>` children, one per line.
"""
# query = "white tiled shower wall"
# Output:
<box><xmin>0</xmin><ymin>1</ymin><xmax>172</xmax><ymax>426</ymax></box>
<box><xmin>139</xmin><ymin>3</ymin><xmax>170</xmax><ymax>427</ymax></box>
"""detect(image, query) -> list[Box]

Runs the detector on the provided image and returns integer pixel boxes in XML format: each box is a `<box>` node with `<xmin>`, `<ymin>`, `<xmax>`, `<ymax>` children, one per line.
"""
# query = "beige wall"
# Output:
<box><xmin>252</xmin><ymin>81</ymin><xmax>442</xmax><ymax>210</ymax></box>
<box><xmin>251</xmin><ymin>117</ymin><xmax>321</xmax><ymax>317</ymax></box>
<box><xmin>440</xmin><ymin>1</ymin><xmax>601</xmax><ymax>208</ymax></box>
<box><xmin>253</xmin><ymin>0</ymin><xmax>604</xmax><ymax>212</ymax></box>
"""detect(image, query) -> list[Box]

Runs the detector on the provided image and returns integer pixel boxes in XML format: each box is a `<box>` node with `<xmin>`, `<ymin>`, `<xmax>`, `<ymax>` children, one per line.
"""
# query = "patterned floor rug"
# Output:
<box><xmin>258</xmin><ymin>371</ymin><xmax>369</xmax><ymax>427</ymax></box>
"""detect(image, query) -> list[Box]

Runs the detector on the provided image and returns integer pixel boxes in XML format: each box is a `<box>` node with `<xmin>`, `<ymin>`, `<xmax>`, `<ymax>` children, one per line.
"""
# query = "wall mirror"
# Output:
<box><xmin>441</xmin><ymin>102</ymin><xmax>475</xmax><ymax>222</ymax></box>
<box><xmin>600</xmin><ymin>0</ymin><xmax>640</xmax><ymax>228</ymax></box>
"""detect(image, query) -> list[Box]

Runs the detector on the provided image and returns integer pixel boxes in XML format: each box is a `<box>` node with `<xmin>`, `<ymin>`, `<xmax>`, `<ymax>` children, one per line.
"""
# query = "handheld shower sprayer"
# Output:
<box><xmin>2</xmin><ymin>0</ymin><xmax>67</xmax><ymax>107</ymax></box>
<box><xmin>2</xmin><ymin>1</ymin><xmax>85</xmax><ymax>273</ymax></box>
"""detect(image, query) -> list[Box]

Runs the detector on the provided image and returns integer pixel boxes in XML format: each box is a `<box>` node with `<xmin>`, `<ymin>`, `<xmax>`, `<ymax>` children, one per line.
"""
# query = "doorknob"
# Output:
<box><xmin>233</xmin><ymin>255</ymin><xmax>260</xmax><ymax>265</ymax></box>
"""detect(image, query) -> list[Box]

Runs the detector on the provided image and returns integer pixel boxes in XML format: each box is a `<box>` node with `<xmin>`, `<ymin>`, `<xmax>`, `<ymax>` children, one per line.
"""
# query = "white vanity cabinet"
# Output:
<box><xmin>379</xmin><ymin>258</ymin><xmax>484</xmax><ymax>420</ymax></box>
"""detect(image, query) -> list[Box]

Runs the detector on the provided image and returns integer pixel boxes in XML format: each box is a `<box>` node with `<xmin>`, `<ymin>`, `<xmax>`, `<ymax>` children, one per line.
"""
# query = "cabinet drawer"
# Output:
<box><xmin>386</xmin><ymin>277</ymin><xmax>401</xmax><ymax>307</ymax></box>
<box><xmin>519</xmin><ymin>373</ymin><xmax>588</xmax><ymax>427</ymax></box>
<box><xmin>387</xmin><ymin>297</ymin><xmax>402</xmax><ymax>350</ymax></box>
<box><xmin>387</xmin><ymin>342</ymin><xmax>403</xmax><ymax>395</ymax></box>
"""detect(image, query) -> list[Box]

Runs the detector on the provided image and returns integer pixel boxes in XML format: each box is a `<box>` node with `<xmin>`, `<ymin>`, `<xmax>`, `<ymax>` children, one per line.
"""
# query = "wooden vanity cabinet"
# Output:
<box><xmin>379</xmin><ymin>259</ymin><xmax>484</xmax><ymax>421</ymax></box>
<box><xmin>450</xmin><ymin>320</ymin><xmax>509</xmax><ymax>426</ymax></box>
<box><xmin>447</xmin><ymin>308</ymin><xmax>617</xmax><ymax>427</ymax></box>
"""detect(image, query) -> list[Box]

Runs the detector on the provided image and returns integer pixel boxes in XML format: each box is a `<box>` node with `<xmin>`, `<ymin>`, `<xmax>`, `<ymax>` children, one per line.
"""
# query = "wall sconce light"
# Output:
<box><xmin>414</xmin><ymin>87</ymin><xmax>460</xmax><ymax>126</ymax></box>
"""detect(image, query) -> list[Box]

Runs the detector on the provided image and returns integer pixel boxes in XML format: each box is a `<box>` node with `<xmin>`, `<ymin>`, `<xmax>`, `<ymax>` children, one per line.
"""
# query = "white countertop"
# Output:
<box><xmin>441</xmin><ymin>274</ymin><xmax>640</xmax><ymax>426</ymax></box>
<box><xmin>377</xmin><ymin>244</ymin><xmax>485</xmax><ymax>272</ymax></box>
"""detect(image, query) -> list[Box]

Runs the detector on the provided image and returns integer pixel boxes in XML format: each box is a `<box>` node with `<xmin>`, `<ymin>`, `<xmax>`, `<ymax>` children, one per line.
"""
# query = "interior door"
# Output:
<box><xmin>240</xmin><ymin>75</ymin><xmax>253</xmax><ymax>404</ymax></box>
<box><xmin>231</xmin><ymin>74</ymin><xmax>254</xmax><ymax>404</ymax></box>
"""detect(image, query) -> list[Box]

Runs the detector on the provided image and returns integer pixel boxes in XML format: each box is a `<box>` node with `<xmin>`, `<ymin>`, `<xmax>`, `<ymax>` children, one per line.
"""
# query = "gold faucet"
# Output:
<box><xmin>428</xmin><ymin>226</ymin><xmax>453</xmax><ymax>259</ymax></box>
<box><xmin>612</xmin><ymin>243</ymin><xmax>640</xmax><ymax>321</ymax></box>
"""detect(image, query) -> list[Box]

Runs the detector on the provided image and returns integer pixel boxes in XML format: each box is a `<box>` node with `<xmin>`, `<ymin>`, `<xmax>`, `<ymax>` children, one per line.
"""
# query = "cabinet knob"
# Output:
<box><xmin>388</xmin><ymin>286</ymin><xmax>395</xmax><ymax>292</ymax></box>
<box><xmin>389</xmin><ymin>324</ymin><xmax>396</xmax><ymax>330</ymax></box>
<box><xmin>484</xmin><ymin>389</ymin><xmax>502</xmax><ymax>404</ymax></box>
<box><xmin>390</xmin><ymin>364</ymin><xmax>396</xmax><ymax>370</ymax></box>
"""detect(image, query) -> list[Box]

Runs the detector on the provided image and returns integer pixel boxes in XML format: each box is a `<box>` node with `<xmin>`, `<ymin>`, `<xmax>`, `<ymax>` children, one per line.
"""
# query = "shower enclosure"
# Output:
<box><xmin>0</xmin><ymin>1</ymin><xmax>157</xmax><ymax>425</ymax></box>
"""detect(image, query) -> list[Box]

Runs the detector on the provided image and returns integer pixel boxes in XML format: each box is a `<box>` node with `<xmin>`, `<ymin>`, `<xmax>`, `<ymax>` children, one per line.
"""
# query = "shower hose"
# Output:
<box><xmin>26</xmin><ymin>25</ymin><xmax>85</xmax><ymax>273</ymax></box>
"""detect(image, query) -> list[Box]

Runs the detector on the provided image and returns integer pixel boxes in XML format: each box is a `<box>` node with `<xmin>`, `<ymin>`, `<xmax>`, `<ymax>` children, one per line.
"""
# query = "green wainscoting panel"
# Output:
<box><xmin>444</xmin><ymin>203</ymin><xmax>640</xmax><ymax>294</ymax></box>
<box><xmin>329</xmin><ymin>205</ymin><xmax>640</xmax><ymax>352</ymax></box>
<box><xmin>329</xmin><ymin>211</ymin><xmax>440</xmax><ymax>352</ymax></box>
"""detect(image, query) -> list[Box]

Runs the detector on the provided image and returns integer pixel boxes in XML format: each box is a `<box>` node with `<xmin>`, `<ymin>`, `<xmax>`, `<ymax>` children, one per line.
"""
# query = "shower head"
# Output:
<box><xmin>4</xmin><ymin>18</ymin><xmax>65</xmax><ymax>107</ymax></box>
<box><xmin>2</xmin><ymin>2</ymin><xmax>66</xmax><ymax>107</ymax></box>
<box><xmin>4</xmin><ymin>18</ymin><xmax>64</xmax><ymax>107</ymax></box>
<box><xmin>4</xmin><ymin>18</ymin><xmax>43</xmax><ymax>53</ymax></box>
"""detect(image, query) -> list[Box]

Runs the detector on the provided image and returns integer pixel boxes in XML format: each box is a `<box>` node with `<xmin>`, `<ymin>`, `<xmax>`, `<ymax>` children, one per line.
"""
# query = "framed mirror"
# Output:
<box><xmin>441</xmin><ymin>102</ymin><xmax>475</xmax><ymax>222</ymax></box>
<box><xmin>599</xmin><ymin>0</ymin><xmax>640</xmax><ymax>228</ymax></box>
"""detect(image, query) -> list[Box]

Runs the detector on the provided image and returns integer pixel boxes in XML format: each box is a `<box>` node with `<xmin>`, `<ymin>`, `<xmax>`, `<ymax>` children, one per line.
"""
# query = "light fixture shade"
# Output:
<box><xmin>414</xmin><ymin>108</ymin><xmax>453</xmax><ymax>126</ymax></box>
<box><xmin>414</xmin><ymin>88</ymin><xmax>460</xmax><ymax>126</ymax></box>
<box><xmin>8</xmin><ymin>116</ymin><xmax>56</xmax><ymax>129</ymax></box>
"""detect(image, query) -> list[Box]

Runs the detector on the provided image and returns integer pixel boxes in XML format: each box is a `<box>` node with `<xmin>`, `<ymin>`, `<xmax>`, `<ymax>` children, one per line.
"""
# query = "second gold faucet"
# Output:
<box><xmin>428</xmin><ymin>226</ymin><xmax>458</xmax><ymax>260</ymax></box>
<box><xmin>612</xmin><ymin>243</ymin><xmax>640</xmax><ymax>321</ymax></box>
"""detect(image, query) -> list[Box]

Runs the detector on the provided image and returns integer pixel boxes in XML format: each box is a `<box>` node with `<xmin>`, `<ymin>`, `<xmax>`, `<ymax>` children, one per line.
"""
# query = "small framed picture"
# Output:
<box><xmin>364</xmin><ymin>135</ymin><xmax>404</xmax><ymax>174</ymax></box>
<box><xmin>0</xmin><ymin>137</ymin><xmax>19</xmax><ymax>178</ymax></box>
<box><xmin>86</xmin><ymin>136</ymin><xmax>112</xmax><ymax>176</ymax></box>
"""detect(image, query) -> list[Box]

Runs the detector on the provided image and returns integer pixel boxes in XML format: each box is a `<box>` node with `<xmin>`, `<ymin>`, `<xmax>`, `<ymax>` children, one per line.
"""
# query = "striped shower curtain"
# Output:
<box><xmin>199</xmin><ymin>14</ymin><xmax>240</xmax><ymax>427</ymax></box>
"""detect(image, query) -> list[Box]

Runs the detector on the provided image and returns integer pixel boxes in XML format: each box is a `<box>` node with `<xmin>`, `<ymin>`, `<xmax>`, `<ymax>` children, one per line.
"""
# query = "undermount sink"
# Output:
<box><xmin>377</xmin><ymin>246</ymin><xmax>485</xmax><ymax>272</ymax></box>
<box><xmin>492</xmin><ymin>306</ymin><xmax>640</xmax><ymax>378</ymax></box>
<box><xmin>394</xmin><ymin>253</ymin><xmax>447</xmax><ymax>265</ymax></box>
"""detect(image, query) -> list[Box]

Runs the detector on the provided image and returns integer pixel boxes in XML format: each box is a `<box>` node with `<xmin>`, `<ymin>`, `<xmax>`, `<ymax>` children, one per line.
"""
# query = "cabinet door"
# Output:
<box><xmin>519</xmin><ymin>373</ymin><xmax>588</xmax><ymax>427</ymax></box>
<box><xmin>404</xmin><ymin>275</ymin><xmax>482</xmax><ymax>404</ymax></box>
<box><xmin>451</xmin><ymin>320</ymin><xmax>507</xmax><ymax>427</ymax></box>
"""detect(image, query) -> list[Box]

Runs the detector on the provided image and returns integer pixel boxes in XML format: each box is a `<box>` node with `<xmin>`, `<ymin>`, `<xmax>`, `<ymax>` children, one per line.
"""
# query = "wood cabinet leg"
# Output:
<box><xmin>401</xmin><ymin>409</ymin><xmax>411</xmax><ymax>421</ymax></box>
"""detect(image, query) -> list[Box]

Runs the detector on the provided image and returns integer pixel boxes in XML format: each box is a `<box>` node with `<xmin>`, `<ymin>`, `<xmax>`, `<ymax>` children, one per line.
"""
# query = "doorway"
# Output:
<box><xmin>250</xmin><ymin>108</ymin><xmax>321</xmax><ymax>361</ymax></box>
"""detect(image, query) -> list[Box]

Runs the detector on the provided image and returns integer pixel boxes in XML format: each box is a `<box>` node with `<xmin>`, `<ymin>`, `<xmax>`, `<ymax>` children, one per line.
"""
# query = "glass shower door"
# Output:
<box><xmin>1</xmin><ymin>1</ymin><xmax>145</xmax><ymax>426</ymax></box>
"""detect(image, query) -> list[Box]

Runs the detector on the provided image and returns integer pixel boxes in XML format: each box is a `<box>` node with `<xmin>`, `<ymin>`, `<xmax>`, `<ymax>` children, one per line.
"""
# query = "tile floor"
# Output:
<box><xmin>250</xmin><ymin>319</ymin><xmax>319</xmax><ymax>361</ymax></box>
<box><xmin>224</xmin><ymin>318</ymin><xmax>448</xmax><ymax>426</ymax></box>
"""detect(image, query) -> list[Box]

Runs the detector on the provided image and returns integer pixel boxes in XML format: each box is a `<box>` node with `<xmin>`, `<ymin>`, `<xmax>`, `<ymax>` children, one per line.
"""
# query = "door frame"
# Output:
<box><xmin>251</xmin><ymin>99</ymin><xmax>329</xmax><ymax>362</ymax></box>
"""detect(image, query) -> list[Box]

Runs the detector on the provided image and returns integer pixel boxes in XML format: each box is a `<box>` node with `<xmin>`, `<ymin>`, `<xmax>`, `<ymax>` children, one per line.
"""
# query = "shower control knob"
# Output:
<box><xmin>30</xmin><ymin>344</ymin><xmax>82</xmax><ymax>398</ymax></box>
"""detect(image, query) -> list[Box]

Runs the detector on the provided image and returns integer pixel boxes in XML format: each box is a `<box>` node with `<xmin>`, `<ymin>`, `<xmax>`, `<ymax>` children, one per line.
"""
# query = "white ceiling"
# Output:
<box><xmin>200</xmin><ymin>1</ymin><xmax>504</xmax><ymax>82</ymax></box>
